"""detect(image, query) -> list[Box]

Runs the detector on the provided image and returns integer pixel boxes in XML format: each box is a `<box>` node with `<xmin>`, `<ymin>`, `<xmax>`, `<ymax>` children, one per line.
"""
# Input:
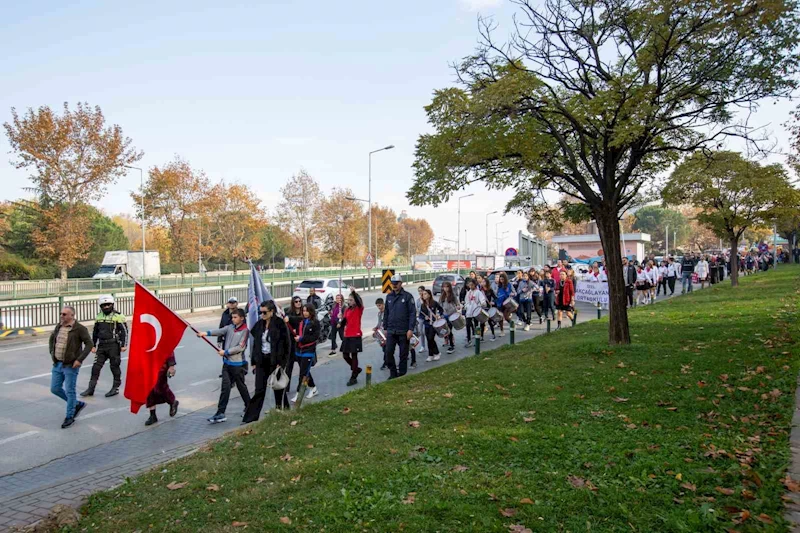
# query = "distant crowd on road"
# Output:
<box><xmin>44</xmin><ymin>248</ymin><xmax>789</xmax><ymax>430</ymax></box>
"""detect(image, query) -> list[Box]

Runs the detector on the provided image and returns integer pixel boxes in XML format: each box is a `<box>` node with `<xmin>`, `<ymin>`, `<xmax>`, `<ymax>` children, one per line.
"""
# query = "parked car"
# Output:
<box><xmin>486</xmin><ymin>268</ymin><xmax>526</xmax><ymax>288</ymax></box>
<box><xmin>432</xmin><ymin>273</ymin><xmax>465</xmax><ymax>296</ymax></box>
<box><xmin>293</xmin><ymin>278</ymin><xmax>347</xmax><ymax>301</ymax></box>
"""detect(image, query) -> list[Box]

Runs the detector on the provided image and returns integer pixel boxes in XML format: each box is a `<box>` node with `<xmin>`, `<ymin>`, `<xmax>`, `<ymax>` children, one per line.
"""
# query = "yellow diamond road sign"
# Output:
<box><xmin>381</xmin><ymin>269</ymin><xmax>395</xmax><ymax>294</ymax></box>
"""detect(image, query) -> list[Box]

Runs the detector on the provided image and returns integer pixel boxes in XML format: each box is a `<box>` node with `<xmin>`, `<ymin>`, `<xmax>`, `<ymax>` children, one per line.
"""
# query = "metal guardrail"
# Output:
<box><xmin>0</xmin><ymin>271</ymin><xmax>439</xmax><ymax>330</ymax></box>
<box><xmin>0</xmin><ymin>266</ymin><xmax>412</xmax><ymax>300</ymax></box>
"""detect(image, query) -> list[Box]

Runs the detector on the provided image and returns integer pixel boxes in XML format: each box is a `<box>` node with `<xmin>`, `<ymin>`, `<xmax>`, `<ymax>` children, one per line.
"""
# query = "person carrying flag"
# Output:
<box><xmin>196</xmin><ymin>308</ymin><xmax>251</xmax><ymax>424</ymax></box>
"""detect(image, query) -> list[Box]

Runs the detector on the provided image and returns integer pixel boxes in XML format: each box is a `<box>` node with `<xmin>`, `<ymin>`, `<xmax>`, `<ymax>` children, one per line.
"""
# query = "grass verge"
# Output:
<box><xmin>72</xmin><ymin>267</ymin><xmax>799</xmax><ymax>532</ymax></box>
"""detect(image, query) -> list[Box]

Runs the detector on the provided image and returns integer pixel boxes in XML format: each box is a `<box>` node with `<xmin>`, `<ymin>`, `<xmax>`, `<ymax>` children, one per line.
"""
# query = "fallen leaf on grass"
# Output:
<box><xmin>613</xmin><ymin>397</ymin><xmax>629</xmax><ymax>403</ymax></box>
<box><xmin>279</xmin><ymin>517</ymin><xmax>292</xmax><ymax>525</ymax></box>
<box><xmin>488</xmin><ymin>493</ymin><xmax>499</xmax><ymax>501</ymax></box>
<box><xmin>568</xmin><ymin>476</ymin><xmax>586</xmax><ymax>488</ymax></box>
<box><xmin>452</xmin><ymin>465</ymin><xmax>469</xmax><ymax>472</ymax></box>
<box><xmin>167</xmin><ymin>482</ymin><xmax>188</xmax><ymax>490</ymax></box>
<box><xmin>523</xmin><ymin>417</ymin><xmax>535</xmax><ymax>423</ymax></box>
<box><xmin>206</xmin><ymin>484</ymin><xmax>220</xmax><ymax>492</ymax></box>
<box><xmin>508</xmin><ymin>526</ymin><xmax>533</xmax><ymax>533</ymax></box>
<box><xmin>680</xmin><ymin>482</ymin><xmax>696</xmax><ymax>492</ymax></box>
<box><xmin>510</xmin><ymin>436</ymin><xmax>519</xmax><ymax>442</ymax></box>
<box><xmin>500</xmin><ymin>508</ymin><xmax>518</xmax><ymax>517</ymax></box>
<box><xmin>756</xmin><ymin>513</ymin><xmax>773</xmax><ymax>524</ymax></box>
<box><xmin>290</xmin><ymin>475</ymin><xmax>301</xmax><ymax>483</ymax></box>
<box><xmin>402</xmin><ymin>492</ymin><xmax>416</xmax><ymax>504</ymax></box>
<box><xmin>494</xmin><ymin>384</ymin><xmax>507</xmax><ymax>390</ymax></box>
<box><xmin>232</xmin><ymin>521</ymin><xmax>248</xmax><ymax>527</ymax></box>
<box><xmin>341</xmin><ymin>407</ymin><xmax>351</xmax><ymax>414</ymax></box>
<box><xmin>616</xmin><ymin>361</ymin><xmax>626</xmax><ymax>368</ymax></box>
<box><xmin>443</xmin><ymin>393</ymin><xmax>454</xmax><ymax>398</ymax></box>
<box><xmin>783</xmin><ymin>476</ymin><xmax>800</xmax><ymax>492</ymax></box>
<box><xmin>408</xmin><ymin>421</ymin><xmax>421</xmax><ymax>428</ymax></box>
<box><xmin>290</xmin><ymin>420</ymin><xmax>298</xmax><ymax>426</ymax></box>
<box><xmin>280</xmin><ymin>454</ymin><xmax>293</xmax><ymax>462</ymax></box>
<box><xmin>519</xmin><ymin>497</ymin><xmax>534</xmax><ymax>505</ymax></box>
<box><xmin>715</xmin><ymin>486</ymin><xmax>735</xmax><ymax>495</ymax></box>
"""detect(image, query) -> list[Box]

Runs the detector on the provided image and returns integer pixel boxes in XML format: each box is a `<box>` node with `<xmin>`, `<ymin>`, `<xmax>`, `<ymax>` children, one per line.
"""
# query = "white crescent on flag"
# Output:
<box><xmin>140</xmin><ymin>313</ymin><xmax>163</xmax><ymax>352</ymax></box>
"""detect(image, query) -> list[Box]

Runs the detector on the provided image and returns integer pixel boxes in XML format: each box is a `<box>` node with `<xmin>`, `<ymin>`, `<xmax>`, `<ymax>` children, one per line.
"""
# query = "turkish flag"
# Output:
<box><xmin>124</xmin><ymin>283</ymin><xmax>188</xmax><ymax>413</ymax></box>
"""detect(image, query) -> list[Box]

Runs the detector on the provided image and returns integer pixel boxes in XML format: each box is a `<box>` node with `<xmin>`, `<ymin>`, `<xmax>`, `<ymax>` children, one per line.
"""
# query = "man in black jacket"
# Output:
<box><xmin>306</xmin><ymin>288</ymin><xmax>322</xmax><ymax>310</ymax></box>
<box><xmin>681</xmin><ymin>254</ymin><xmax>697</xmax><ymax>294</ymax></box>
<box><xmin>622</xmin><ymin>257</ymin><xmax>636</xmax><ymax>308</ymax></box>
<box><xmin>383</xmin><ymin>274</ymin><xmax>417</xmax><ymax>379</ymax></box>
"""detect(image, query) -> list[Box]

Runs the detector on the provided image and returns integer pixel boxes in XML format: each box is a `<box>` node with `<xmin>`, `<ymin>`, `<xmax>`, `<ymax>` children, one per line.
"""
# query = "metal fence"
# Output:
<box><xmin>0</xmin><ymin>271</ymin><xmax>439</xmax><ymax>330</ymax></box>
<box><xmin>0</xmin><ymin>266</ymin><xmax>412</xmax><ymax>301</ymax></box>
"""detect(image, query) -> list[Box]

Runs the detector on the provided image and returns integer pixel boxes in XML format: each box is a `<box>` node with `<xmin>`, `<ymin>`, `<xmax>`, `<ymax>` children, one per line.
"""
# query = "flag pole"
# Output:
<box><xmin>125</xmin><ymin>272</ymin><xmax>221</xmax><ymax>354</ymax></box>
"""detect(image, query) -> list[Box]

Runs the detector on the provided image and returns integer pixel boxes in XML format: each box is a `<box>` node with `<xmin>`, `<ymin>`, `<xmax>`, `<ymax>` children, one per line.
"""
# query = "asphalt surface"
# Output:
<box><xmin>0</xmin><ymin>287</ymin><xmax>393</xmax><ymax>476</ymax></box>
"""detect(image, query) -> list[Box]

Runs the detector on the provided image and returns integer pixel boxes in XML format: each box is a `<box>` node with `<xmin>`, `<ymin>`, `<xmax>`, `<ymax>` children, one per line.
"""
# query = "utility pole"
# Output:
<box><xmin>665</xmin><ymin>224</ymin><xmax>669</xmax><ymax>257</ymax></box>
<box><xmin>486</xmin><ymin>211</ymin><xmax>497</xmax><ymax>255</ymax></box>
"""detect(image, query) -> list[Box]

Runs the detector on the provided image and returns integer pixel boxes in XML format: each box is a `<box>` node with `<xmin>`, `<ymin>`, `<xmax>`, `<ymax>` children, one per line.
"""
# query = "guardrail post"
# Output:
<box><xmin>290</xmin><ymin>280</ymin><xmax>294</xmax><ymax>294</ymax></box>
<box><xmin>58</xmin><ymin>295</ymin><xmax>64</xmax><ymax>311</ymax></box>
<box><xmin>190</xmin><ymin>287</ymin><xmax>195</xmax><ymax>313</ymax></box>
<box><xmin>221</xmin><ymin>286</ymin><xmax>226</xmax><ymax>308</ymax></box>
<box><xmin>12</xmin><ymin>280</ymin><xmax>17</xmax><ymax>300</ymax></box>
<box><xmin>365</xmin><ymin>365</ymin><xmax>372</xmax><ymax>388</ymax></box>
<box><xmin>546</xmin><ymin>318</ymin><xmax>551</xmax><ymax>333</ymax></box>
<box><xmin>474</xmin><ymin>337</ymin><xmax>480</xmax><ymax>355</ymax></box>
<box><xmin>596</xmin><ymin>302</ymin><xmax>601</xmax><ymax>320</ymax></box>
<box><xmin>509</xmin><ymin>321</ymin><xmax>516</xmax><ymax>345</ymax></box>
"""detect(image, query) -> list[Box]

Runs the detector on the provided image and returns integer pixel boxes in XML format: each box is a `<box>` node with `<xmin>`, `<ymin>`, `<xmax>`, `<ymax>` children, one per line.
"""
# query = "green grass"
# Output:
<box><xmin>72</xmin><ymin>267</ymin><xmax>800</xmax><ymax>532</ymax></box>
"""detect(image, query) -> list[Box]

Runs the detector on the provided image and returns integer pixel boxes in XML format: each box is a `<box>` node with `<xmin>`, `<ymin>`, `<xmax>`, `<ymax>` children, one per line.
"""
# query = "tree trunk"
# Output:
<box><xmin>233</xmin><ymin>256</ymin><xmax>237</xmax><ymax>275</ymax></box>
<box><xmin>60</xmin><ymin>266</ymin><xmax>68</xmax><ymax>281</ymax></box>
<box><xmin>729</xmin><ymin>234</ymin><xmax>739</xmax><ymax>287</ymax></box>
<box><xmin>594</xmin><ymin>210</ymin><xmax>631</xmax><ymax>345</ymax></box>
<box><xmin>180</xmin><ymin>262</ymin><xmax>186</xmax><ymax>279</ymax></box>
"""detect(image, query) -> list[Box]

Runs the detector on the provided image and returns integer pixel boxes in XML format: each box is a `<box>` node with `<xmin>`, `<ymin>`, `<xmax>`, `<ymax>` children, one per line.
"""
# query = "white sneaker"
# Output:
<box><xmin>433</xmin><ymin>354</ymin><xmax>440</xmax><ymax>361</ymax></box>
<box><xmin>305</xmin><ymin>387</ymin><xmax>319</xmax><ymax>399</ymax></box>
<box><xmin>523</xmin><ymin>325</ymin><xmax>530</xmax><ymax>331</ymax></box>
<box><xmin>290</xmin><ymin>393</ymin><xmax>298</xmax><ymax>403</ymax></box>
<box><xmin>425</xmin><ymin>356</ymin><xmax>433</xmax><ymax>362</ymax></box>
<box><xmin>418</xmin><ymin>347</ymin><xmax>426</xmax><ymax>353</ymax></box>
<box><xmin>499</xmin><ymin>331</ymin><xmax>506</xmax><ymax>337</ymax></box>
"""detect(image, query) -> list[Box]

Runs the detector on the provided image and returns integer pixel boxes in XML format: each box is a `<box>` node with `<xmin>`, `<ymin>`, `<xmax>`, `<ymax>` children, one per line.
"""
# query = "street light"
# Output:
<box><xmin>368</xmin><ymin>145</ymin><xmax>394</xmax><ymax>287</ymax></box>
<box><xmin>125</xmin><ymin>165</ymin><xmax>146</xmax><ymax>279</ymax></box>
<box><xmin>500</xmin><ymin>230</ymin><xmax>510</xmax><ymax>251</ymax></box>
<box><xmin>457</xmin><ymin>193</ymin><xmax>474</xmax><ymax>272</ymax></box>
<box><xmin>486</xmin><ymin>211</ymin><xmax>498</xmax><ymax>255</ymax></box>
<box><xmin>495</xmin><ymin>222</ymin><xmax>504</xmax><ymax>255</ymax></box>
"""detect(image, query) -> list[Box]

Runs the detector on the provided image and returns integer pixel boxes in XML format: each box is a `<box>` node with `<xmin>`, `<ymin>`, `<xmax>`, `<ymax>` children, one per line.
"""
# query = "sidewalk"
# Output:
<box><xmin>0</xmin><ymin>289</ymin><xmax>697</xmax><ymax>531</ymax></box>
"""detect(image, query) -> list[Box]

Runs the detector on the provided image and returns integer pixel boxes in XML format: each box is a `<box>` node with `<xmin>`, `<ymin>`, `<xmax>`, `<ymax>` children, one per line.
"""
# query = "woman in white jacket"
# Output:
<box><xmin>463</xmin><ymin>278</ymin><xmax>487</xmax><ymax>348</ymax></box>
<box><xmin>645</xmin><ymin>260</ymin><xmax>659</xmax><ymax>302</ymax></box>
<box><xmin>696</xmin><ymin>256</ymin><xmax>710</xmax><ymax>289</ymax></box>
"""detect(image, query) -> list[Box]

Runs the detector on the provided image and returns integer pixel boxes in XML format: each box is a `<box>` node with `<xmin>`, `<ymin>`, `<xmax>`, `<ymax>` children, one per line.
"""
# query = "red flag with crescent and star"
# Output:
<box><xmin>124</xmin><ymin>282</ymin><xmax>188</xmax><ymax>413</ymax></box>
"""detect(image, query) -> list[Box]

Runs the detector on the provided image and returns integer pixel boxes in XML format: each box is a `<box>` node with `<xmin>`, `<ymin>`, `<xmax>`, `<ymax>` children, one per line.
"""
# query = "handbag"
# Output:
<box><xmin>267</xmin><ymin>365</ymin><xmax>289</xmax><ymax>391</ymax></box>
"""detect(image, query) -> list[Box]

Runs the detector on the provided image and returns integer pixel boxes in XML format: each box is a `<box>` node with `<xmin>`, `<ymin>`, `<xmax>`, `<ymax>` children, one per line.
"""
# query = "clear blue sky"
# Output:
<box><xmin>0</xmin><ymin>0</ymin><xmax>794</xmax><ymax>255</ymax></box>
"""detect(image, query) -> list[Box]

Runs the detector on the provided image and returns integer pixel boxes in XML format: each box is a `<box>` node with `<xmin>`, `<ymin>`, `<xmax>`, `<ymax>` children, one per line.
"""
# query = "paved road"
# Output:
<box><xmin>0</xmin><ymin>287</ymin><xmax>394</xmax><ymax>476</ymax></box>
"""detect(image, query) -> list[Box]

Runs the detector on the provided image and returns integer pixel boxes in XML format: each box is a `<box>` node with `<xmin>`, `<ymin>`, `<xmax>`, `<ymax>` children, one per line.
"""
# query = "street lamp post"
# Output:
<box><xmin>495</xmin><ymin>222</ymin><xmax>504</xmax><ymax>255</ymax></box>
<box><xmin>368</xmin><ymin>145</ymin><xmax>394</xmax><ymax>288</ymax></box>
<box><xmin>457</xmin><ymin>194</ymin><xmax>474</xmax><ymax>274</ymax></box>
<box><xmin>486</xmin><ymin>211</ymin><xmax>498</xmax><ymax>255</ymax></box>
<box><xmin>125</xmin><ymin>165</ymin><xmax>146</xmax><ymax>280</ymax></box>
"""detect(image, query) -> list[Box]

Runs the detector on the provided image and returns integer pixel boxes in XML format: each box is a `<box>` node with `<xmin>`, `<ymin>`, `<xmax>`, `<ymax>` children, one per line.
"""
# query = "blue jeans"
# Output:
<box><xmin>51</xmin><ymin>362</ymin><xmax>80</xmax><ymax>418</ymax></box>
<box><xmin>681</xmin><ymin>272</ymin><xmax>693</xmax><ymax>293</ymax></box>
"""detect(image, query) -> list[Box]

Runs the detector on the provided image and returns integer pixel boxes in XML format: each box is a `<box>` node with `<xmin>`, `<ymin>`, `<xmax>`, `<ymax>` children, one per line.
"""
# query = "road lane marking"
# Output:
<box><xmin>190</xmin><ymin>378</ymin><xmax>217</xmax><ymax>387</ymax></box>
<box><xmin>81</xmin><ymin>407</ymin><xmax>128</xmax><ymax>420</ymax></box>
<box><xmin>173</xmin><ymin>389</ymin><xmax>187</xmax><ymax>394</ymax></box>
<box><xmin>3</xmin><ymin>372</ymin><xmax>52</xmax><ymax>385</ymax></box>
<box><xmin>0</xmin><ymin>430</ymin><xmax>39</xmax><ymax>446</ymax></box>
<box><xmin>0</xmin><ymin>343</ymin><xmax>49</xmax><ymax>354</ymax></box>
<box><xmin>176</xmin><ymin>345</ymin><xmax>185</xmax><ymax>349</ymax></box>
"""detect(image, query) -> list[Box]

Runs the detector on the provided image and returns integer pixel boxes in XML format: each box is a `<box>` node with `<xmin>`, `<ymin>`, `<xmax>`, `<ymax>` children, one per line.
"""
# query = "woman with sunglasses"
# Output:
<box><xmin>284</xmin><ymin>296</ymin><xmax>304</xmax><ymax>393</ymax></box>
<box><xmin>244</xmin><ymin>300</ymin><xmax>291</xmax><ymax>422</ymax></box>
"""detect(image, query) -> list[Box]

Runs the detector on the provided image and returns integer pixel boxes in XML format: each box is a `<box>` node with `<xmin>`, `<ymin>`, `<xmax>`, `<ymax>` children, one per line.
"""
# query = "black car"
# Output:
<box><xmin>432</xmin><ymin>273</ymin><xmax>465</xmax><ymax>297</ymax></box>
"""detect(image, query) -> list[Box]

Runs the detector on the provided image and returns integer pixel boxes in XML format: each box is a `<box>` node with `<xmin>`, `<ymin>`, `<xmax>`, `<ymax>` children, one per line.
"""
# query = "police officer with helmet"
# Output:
<box><xmin>80</xmin><ymin>295</ymin><xmax>128</xmax><ymax>398</ymax></box>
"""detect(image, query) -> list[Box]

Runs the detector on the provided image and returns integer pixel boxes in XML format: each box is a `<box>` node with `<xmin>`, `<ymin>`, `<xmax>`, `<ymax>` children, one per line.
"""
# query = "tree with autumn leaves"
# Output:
<box><xmin>3</xmin><ymin>102</ymin><xmax>142</xmax><ymax>279</ymax></box>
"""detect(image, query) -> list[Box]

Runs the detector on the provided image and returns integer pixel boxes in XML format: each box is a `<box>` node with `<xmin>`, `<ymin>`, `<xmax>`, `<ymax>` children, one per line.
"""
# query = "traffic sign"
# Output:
<box><xmin>364</xmin><ymin>253</ymin><xmax>375</xmax><ymax>270</ymax></box>
<box><xmin>505</xmin><ymin>247</ymin><xmax>518</xmax><ymax>257</ymax></box>
<box><xmin>381</xmin><ymin>269</ymin><xmax>395</xmax><ymax>294</ymax></box>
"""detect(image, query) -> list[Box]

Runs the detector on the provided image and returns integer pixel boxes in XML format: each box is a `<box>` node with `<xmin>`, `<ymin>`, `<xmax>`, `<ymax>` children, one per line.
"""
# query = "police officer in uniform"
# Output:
<box><xmin>80</xmin><ymin>295</ymin><xmax>128</xmax><ymax>398</ymax></box>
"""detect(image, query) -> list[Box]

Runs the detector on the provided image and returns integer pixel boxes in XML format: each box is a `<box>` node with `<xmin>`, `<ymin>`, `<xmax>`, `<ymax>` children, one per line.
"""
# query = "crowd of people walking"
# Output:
<box><xmin>46</xmin><ymin>248</ymin><xmax>786</xmax><ymax>429</ymax></box>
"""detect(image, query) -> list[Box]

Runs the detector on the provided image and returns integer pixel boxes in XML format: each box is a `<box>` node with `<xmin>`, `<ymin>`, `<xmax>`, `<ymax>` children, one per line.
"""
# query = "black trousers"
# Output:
<box><xmin>90</xmin><ymin>342</ymin><xmax>121</xmax><ymax>386</ymax></box>
<box><xmin>243</xmin><ymin>360</ymin><xmax>291</xmax><ymax>422</ymax></box>
<box><xmin>466</xmin><ymin>317</ymin><xmax>476</xmax><ymax>341</ymax></box>
<box><xmin>657</xmin><ymin>278</ymin><xmax>668</xmax><ymax>295</ymax></box>
<box><xmin>532</xmin><ymin>295</ymin><xmax>543</xmax><ymax>318</ymax></box>
<box><xmin>385</xmin><ymin>332</ymin><xmax>410</xmax><ymax>377</ymax></box>
<box><xmin>424</xmin><ymin>324</ymin><xmax>440</xmax><ymax>356</ymax></box>
<box><xmin>519</xmin><ymin>300</ymin><xmax>532</xmax><ymax>324</ymax></box>
<box><xmin>667</xmin><ymin>276</ymin><xmax>676</xmax><ymax>294</ymax></box>
<box><xmin>218</xmin><ymin>365</ymin><xmax>250</xmax><ymax>415</ymax></box>
<box><xmin>329</xmin><ymin>324</ymin><xmax>344</xmax><ymax>350</ymax></box>
<box><xmin>297</xmin><ymin>355</ymin><xmax>316</xmax><ymax>389</ymax></box>
<box><xmin>625</xmin><ymin>285</ymin><xmax>634</xmax><ymax>306</ymax></box>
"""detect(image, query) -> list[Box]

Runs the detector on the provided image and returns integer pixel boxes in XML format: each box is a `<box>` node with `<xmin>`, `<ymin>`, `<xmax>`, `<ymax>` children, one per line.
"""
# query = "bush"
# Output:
<box><xmin>0</xmin><ymin>253</ymin><xmax>33</xmax><ymax>280</ymax></box>
<box><xmin>161</xmin><ymin>262</ymin><xmax>201</xmax><ymax>275</ymax></box>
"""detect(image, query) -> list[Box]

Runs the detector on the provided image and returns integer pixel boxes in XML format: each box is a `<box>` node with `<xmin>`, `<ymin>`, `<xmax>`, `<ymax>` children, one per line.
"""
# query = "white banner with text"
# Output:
<box><xmin>575</xmin><ymin>281</ymin><xmax>609</xmax><ymax>305</ymax></box>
